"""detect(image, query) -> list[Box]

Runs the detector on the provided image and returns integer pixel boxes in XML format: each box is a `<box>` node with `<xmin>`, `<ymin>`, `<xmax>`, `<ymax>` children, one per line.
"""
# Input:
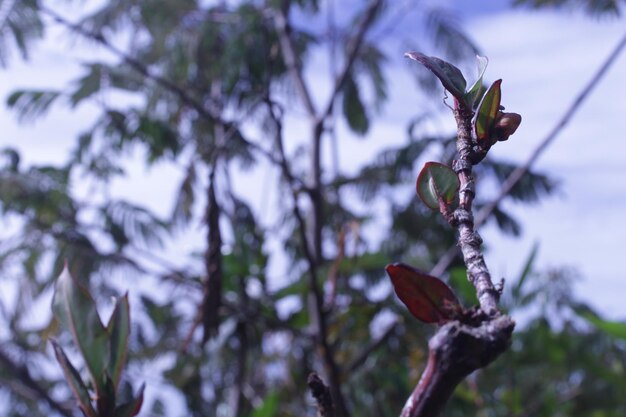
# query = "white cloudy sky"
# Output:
<box><xmin>1</xmin><ymin>2</ymin><xmax>625</xmax><ymax>322</ymax></box>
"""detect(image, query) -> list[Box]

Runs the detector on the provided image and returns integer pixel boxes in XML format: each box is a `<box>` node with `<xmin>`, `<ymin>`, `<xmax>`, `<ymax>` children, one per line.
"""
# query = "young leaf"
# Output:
<box><xmin>492</xmin><ymin>112</ymin><xmax>522</xmax><ymax>142</ymax></box>
<box><xmin>576</xmin><ymin>305</ymin><xmax>626</xmax><ymax>341</ymax></box>
<box><xmin>51</xmin><ymin>340</ymin><xmax>98</xmax><ymax>417</ymax></box>
<box><xmin>464</xmin><ymin>55</ymin><xmax>489</xmax><ymax>108</ymax></box>
<box><xmin>386</xmin><ymin>263</ymin><xmax>462</xmax><ymax>324</ymax></box>
<box><xmin>114</xmin><ymin>383</ymin><xmax>145</xmax><ymax>417</ymax></box>
<box><xmin>51</xmin><ymin>265</ymin><xmax>109</xmax><ymax>396</ymax></box>
<box><xmin>416</xmin><ymin>162</ymin><xmax>460</xmax><ymax>210</ymax></box>
<box><xmin>96</xmin><ymin>375</ymin><xmax>117</xmax><ymax>417</ymax></box>
<box><xmin>404</xmin><ymin>52</ymin><xmax>467</xmax><ymax>102</ymax></box>
<box><xmin>474</xmin><ymin>79</ymin><xmax>502</xmax><ymax>144</ymax></box>
<box><xmin>107</xmin><ymin>293</ymin><xmax>130</xmax><ymax>390</ymax></box>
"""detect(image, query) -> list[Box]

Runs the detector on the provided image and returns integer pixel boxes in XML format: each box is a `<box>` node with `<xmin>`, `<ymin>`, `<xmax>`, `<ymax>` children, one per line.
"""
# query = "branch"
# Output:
<box><xmin>307</xmin><ymin>373</ymin><xmax>335</xmax><ymax>417</ymax></box>
<box><xmin>399</xmin><ymin>317</ymin><xmax>514</xmax><ymax>417</ymax></box>
<box><xmin>346</xmin><ymin>322</ymin><xmax>396</xmax><ymax>374</ymax></box>
<box><xmin>202</xmin><ymin>78</ymin><xmax>226</xmax><ymax>344</ymax></box>
<box><xmin>0</xmin><ymin>348</ymin><xmax>73</xmax><ymax>417</ymax></box>
<box><xmin>266</xmin><ymin>98</ymin><xmax>349</xmax><ymax>417</ymax></box>
<box><xmin>273</xmin><ymin>1</ymin><xmax>317</xmax><ymax>119</ymax></box>
<box><xmin>451</xmin><ymin>105</ymin><xmax>499</xmax><ymax>315</ymax></box>
<box><xmin>396</xmin><ymin>56</ymin><xmax>521</xmax><ymax>416</ymax></box>
<box><xmin>430</xmin><ymin>30</ymin><xmax>626</xmax><ymax>277</ymax></box>
<box><xmin>320</xmin><ymin>0</ymin><xmax>383</xmax><ymax>122</ymax></box>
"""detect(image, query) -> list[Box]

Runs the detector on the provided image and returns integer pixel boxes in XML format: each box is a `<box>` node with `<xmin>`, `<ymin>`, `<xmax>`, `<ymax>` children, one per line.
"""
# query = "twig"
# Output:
<box><xmin>346</xmin><ymin>323</ymin><xmax>396</xmax><ymax>374</ymax></box>
<box><xmin>266</xmin><ymin>97</ymin><xmax>348</xmax><ymax>417</ymax></box>
<box><xmin>430</xmin><ymin>30</ymin><xmax>626</xmax><ymax>277</ymax></box>
<box><xmin>451</xmin><ymin>105</ymin><xmax>499</xmax><ymax>315</ymax></box>
<box><xmin>273</xmin><ymin>2</ymin><xmax>318</xmax><ymax>119</ymax></box>
<box><xmin>319</xmin><ymin>0</ymin><xmax>383</xmax><ymax>122</ymax></box>
<box><xmin>272</xmin><ymin>5</ymin><xmax>388</xmax><ymax>413</ymax></box>
<box><xmin>308</xmin><ymin>373</ymin><xmax>335</xmax><ymax>417</ymax></box>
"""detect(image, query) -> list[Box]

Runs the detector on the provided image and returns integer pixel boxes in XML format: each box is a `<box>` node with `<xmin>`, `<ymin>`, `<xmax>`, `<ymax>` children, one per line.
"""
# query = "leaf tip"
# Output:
<box><xmin>404</xmin><ymin>51</ymin><xmax>421</xmax><ymax>61</ymax></box>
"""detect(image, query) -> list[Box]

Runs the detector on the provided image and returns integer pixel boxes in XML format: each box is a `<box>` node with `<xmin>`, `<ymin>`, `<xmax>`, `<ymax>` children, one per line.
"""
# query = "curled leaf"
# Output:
<box><xmin>404</xmin><ymin>52</ymin><xmax>467</xmax><ymax>102</ymax></box>
<box><xmin>386</xmin><ymin>263</ymin><xmax>462</xmax><ymax>324</ymax></box>
<box><xmin>416</xmin><ymin>162</ymin><xmax>460</xmax><ymax>210</ymax></box>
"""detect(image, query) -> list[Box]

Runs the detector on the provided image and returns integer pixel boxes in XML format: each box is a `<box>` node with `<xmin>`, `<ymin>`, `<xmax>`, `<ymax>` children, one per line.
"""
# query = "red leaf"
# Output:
<box><xmin>386</xmin><ymin>263</ymin><xmax>462</xmax><ymax>324</ymax></box>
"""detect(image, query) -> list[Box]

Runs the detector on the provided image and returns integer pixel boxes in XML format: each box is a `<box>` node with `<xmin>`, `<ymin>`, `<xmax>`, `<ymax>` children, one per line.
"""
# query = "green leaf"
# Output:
<box><xmin>464</xmin><ymin>55</ymin><xmax>489</xmax><ymax>108</ymax></box>
<box><xmin>473</xmin><ymin>79</ymin><xmax>502</xmax><ymax>144</ymax></box>
<box><xmin>51</xmin><ymin>264</ymin><xmax>109</xmax><ymax>396</ymax></box>
<box><xmin>448</xmin><ymin>267</ymin><xmax>478</xmax><ymax>306</ymax></box>
<box><xmin>512</xmin><ymin>242</ymin><xmax>539</xmax><ymax>300</ymax></box>
<box><xmin>579</xmin><ymin>308</ymin><xmax>626</xmax><ymax>341</ymax></box>
<box><xmin>404</xmin><ymin>52</ymin><xmax>467</xmax><ymax>101</ymax></box>
<box><xmin>386</xmin><ymin>263</ymin><xmax>462</xmax><ymax>324</ymax></box>
<box><xmin>70</xmin><ymin>63</ymin><xmax>103</xmax><ymax>107</ymax></box>
<box><xmin>416</xmin><ymin>162</ymin><xmax>460</xmax><ymax>210</ymax></box>
<box><xmin>107</xmin><ymin>293</ymin><xmax>130</xmax><ymax>390</ymax></box>
<box><xmin>249</xmin><ymin>391</ymin><xmax>279</xmax><ymax>417</ymax></box>
<box><xmin>342</xmin><ymin>74</ymin><xmax>369</xmax><ymax>135</ymax></box>
<box><xmin>114</xmin><ymin>383</ymin><xmax>145</xmax><ymax>417</ymax></box>
<box><xmin>6</xmin><ymin>90</ymin><xmax>61</xmax><ymax>123</ymax></box>
<box><xmin>51</xmin><ymin>340</ymin><xmax>98</xmax><ymax>417</ymax></box>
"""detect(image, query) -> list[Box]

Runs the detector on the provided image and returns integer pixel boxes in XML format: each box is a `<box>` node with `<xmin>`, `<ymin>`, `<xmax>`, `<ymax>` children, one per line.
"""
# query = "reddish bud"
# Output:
<box><xmin>492</xmin><ymin>112</ymin><xmax>522</xmax><ymax>142</ymax></box>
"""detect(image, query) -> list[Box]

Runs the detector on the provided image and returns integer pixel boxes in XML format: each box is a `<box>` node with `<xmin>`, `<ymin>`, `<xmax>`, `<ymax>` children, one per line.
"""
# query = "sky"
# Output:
<box><xmin>1</xmin><ymin>2</ymin><xmax>625</xmax><ymax>324</ymax></box>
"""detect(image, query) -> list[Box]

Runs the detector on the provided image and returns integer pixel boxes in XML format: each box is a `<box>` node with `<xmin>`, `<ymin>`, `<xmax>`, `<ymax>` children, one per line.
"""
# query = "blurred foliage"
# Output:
<box><xmin>0</xmin><ymin>1</ymin><xmax>622</xmax><ymax>417</ymax></box>
<box><xmin>513</xmin><ymin>0</ymin><xmax>626</xmax><ymax>17</ymax></box>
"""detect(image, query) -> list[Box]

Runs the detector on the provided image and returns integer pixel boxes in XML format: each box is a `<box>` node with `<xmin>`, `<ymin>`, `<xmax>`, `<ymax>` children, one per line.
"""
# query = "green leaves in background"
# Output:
<box><xmin>576</xmin><ymin>304</ymin><xmax>626</xmax><ymax>341</ymax></box>
<box><xmin>343</xmin><ymin>74</ymin><xmax>370</xmax><ymax>135</ymax></box>
<box><xmin>416</xmin><ymin>162</ymin><xmax>460</xmax><ymax>210</ymax></box>
<box><xmin>249</xmin><ymin>391</ymin><xmax>279</xmax><ymax>417</ymax></box>
<box><xmin>6</xmin><ymin>90</ymin><xmax>61</xmax><ymax>123</ymax></box>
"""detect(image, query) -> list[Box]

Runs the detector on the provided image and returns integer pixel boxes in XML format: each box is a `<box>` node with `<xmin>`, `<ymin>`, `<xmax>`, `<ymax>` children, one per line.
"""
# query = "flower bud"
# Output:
<box><xmin>492</xmin><ymin>112</ymin><xmax>521</xmax><ymax>141</ymax></box>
